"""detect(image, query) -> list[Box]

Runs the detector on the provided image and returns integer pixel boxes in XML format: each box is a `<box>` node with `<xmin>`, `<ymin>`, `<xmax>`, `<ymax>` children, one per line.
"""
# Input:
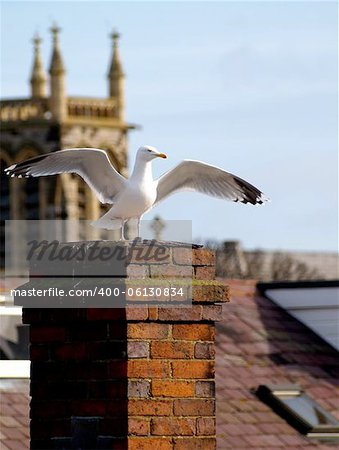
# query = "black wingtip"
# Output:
<box><xmin>4</xmin><ymin>164</ymin><xmax>31</xmax><ymax>178</ymax></box>
<box><xmin>233</xmin><ymin>176</ymin><xmax>267</xmax><ymax>205</ymax></box>
<box><xmin>4</xmin><ymin>154</ymin><xmax>48</xmax><ymax>178</ymax></box>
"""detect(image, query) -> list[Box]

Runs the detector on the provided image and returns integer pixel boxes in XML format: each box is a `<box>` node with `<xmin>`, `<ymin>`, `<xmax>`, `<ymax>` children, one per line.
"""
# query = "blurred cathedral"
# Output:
<box><xmin>0</xmin><ymin>25</ymin><xmax>135</xmax><ymax>265</ymax></box>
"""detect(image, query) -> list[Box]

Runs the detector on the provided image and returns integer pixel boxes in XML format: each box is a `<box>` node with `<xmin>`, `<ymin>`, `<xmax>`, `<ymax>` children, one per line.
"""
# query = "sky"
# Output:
<box><xmin>1</xmin><ymin>1</ymin><xmax>338</xmax><ymax>252</ymax></box>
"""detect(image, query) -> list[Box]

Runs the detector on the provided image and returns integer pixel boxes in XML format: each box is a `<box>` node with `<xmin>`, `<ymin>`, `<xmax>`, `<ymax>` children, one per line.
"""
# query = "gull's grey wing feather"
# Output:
<box><xmin>155</xmin><ymin>160</ymin><xmax>268</xmax><ymax>206</ymax></box>
<box><xmin>4</xmin><ymin>148</ymin><xmax>126</xmax><ymax>204</ymax></box>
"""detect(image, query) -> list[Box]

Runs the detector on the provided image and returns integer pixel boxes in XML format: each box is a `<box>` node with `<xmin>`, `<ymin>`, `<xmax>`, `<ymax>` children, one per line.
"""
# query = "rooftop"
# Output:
<box><xmin>0</xmin><ymin>379</ymin><xmax>29</xmax><ymax>450</ymax></box>
<box><xmin>216</xmin><ymin>279</ymin><xmax>339</xmax><ymax>448</ymax></box>
<box><xmin>1</xmin><ymin>279</ymin><xmax>338</xmax><ymax>449</ymax></box>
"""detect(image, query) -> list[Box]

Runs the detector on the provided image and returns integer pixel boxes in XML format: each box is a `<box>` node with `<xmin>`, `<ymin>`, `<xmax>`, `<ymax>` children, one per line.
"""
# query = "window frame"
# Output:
<box><xmin>256</xmin><ymin>384</ymin><xmax>339</xmax><ymax>439</ymax></box>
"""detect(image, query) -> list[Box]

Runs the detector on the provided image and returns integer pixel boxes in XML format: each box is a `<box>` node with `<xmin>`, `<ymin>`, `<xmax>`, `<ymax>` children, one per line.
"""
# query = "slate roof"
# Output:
<box><xmin>216</xmin><ymin>279</ymin><xmax>339</xmax><ymax>449</ymax></box>
<box><xmin>0</xmin><ymin>380</ymin><xmax>29</xmax><ymax>450</ymax></box>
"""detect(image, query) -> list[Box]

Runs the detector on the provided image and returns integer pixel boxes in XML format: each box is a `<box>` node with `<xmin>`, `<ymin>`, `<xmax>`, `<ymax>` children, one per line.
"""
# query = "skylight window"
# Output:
<box><xmin>256</xmin><ymin>384</ymin><xmax>339</xmax><ymax>439</ymax></box>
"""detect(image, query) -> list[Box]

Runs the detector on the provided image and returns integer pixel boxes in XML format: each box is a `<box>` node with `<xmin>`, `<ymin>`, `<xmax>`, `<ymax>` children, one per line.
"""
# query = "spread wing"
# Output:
<box><xmin>4</xmin><ymin>148</ymin><xmax>126</xmax><ymax>204</ymax></box>
<box><xmin>155</xmin><ymin>160</ymin><xmax>268</xmax><ymax>206</ymax></box>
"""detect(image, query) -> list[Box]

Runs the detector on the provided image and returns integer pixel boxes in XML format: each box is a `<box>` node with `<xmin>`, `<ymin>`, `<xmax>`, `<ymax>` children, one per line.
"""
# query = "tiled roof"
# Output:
<box><xmin>216</xmin><ymin>279</ymin><xmax>339</xmax><ymax>449</ymax></box>
<box><xmin>0</xmin><ymin>380</ymin><xmax>29</xmax><ymax>450</ymax></box>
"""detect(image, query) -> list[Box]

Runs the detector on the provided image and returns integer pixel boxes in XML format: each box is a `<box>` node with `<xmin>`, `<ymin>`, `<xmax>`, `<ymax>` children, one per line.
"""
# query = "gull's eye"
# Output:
<box><xmin>147</xmin><ymin>149</ymin><xmax>152</xmax><ymax>152</ymax></box>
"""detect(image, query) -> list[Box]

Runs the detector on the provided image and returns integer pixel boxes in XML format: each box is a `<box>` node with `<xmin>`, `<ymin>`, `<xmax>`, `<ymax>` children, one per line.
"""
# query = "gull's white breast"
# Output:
<box><xmin>110</xmin><ymin>180</ymin><xmax>157</xmax><ymax>219</ymax></box>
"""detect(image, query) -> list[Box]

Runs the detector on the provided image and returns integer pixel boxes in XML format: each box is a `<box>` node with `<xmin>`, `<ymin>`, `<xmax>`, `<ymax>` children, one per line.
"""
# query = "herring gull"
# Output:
<box><xmin>5</xmin><ymin>145</ymin><xmax>268</xmax><ymax>239</ymax></box>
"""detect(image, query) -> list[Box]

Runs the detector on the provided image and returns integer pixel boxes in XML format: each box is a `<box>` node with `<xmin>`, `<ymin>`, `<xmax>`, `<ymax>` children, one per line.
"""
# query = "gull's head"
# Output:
<box><xmin>137</xmin><ymin>145</ymin><xmax>167</xmax><ymax>162</ymax></box>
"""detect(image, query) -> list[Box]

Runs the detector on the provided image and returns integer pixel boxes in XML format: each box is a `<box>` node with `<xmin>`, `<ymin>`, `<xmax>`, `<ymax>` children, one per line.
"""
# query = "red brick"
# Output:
<box><xmin>172</xmin><ymin>248</ymin><xmax>193</xmax><ymax>265</ymax></box>
<box><xmin>53</xmin><ymin>343</ymin><xmax>87</xmax><ymax>361</ymax></box>
<box><xmin>129</xmin><ymin>246</ymin><xmax>171</xmax><ymax>264</ymax></box>
<box><xmin>30</xmin><ymin>401</ymin><xmax>68</xmax><ymax>419</ymax></box>
<box><xmin>22</xmin><ymin>309</ymin><xmax>42</xmax><ymax>324</ymax></box>
<box><xmin>151</xmin><ymin>341</ymin><xmax>194</xmax><ymax>359</ymax></box>
<box><xmin>106</xmin><ymin>400</ymin><xmax>128</xmax><ymax>416</ymax></box>
<box><xmin>151</xmin><ymin>417</ymin><xmax>195</xmax><ymax>436</ymax></box>
<box><xmin>128</xmin><ymin>399</ymin><xmax>172</xmax><ymax>416</ymax></box>
<box><xmin>172</xmin><ymin>247</ymin><xmax>216</xmax><ymax>266</ymax></box>
<box><xmin>30</xmin><ymin>345</ymin><xmax>49</xmax><ymax>361</ymax></box>
<box><xmin>202</xmin><ymin>305</ymin><xmax>223</xmax><ymax>321</ymax></box>
<box><xmin>128</xmin><ymin>323</ymin><xmax>170</xmax><ymax>339</ymax></box>
<box><xmin>31</xmin><ymin>418</ymin><xmax>71</xmax><ymax>439</ymax></box>
<box><xmin>152</xmin><ymin>380</ymin><xmax>195</xmax><ymax>398</ymax></box>
<box><xmin>174</xmin><ymin>437</ymin><xmax>216</xmax><ymax>450</ymax></box>
<box><xmin>193</xmin><ymin>249</ymin><xmax>215</xmax><ymax>266</ymax></box>
<box><xmin>107</xmin><ymin>323</ymin><xmax>128</xmax><ymax>340</ymax></box>
<box><xmin>195</xmin><ymin>266</ymin><xmax>215</xmax><ymax>280</ymax></box>
<box><xmin>30</xmin><ymin>326</ymin><xmax>67</xmax><ymax>343</ymax></box>
<box><xmin>47</xmin><ymin>309</ymin><xmax>88</xmax><ymax>323</ymax></box>
<box><xmin>71</xmin><ymin>322</ymin><xmax>109</xmax><ymax>341</ymax></box>
<box><xmin>158</xmin><ymin>306</ymin><xmax>202</xmax><ymax>321</ymax></box>
<box><xmin>126</xmin><ymin>282</ymin><xmax>173</xmax><ymax>302</ymax></box>
<box><xmin>128</xmin><ymin>437</ymin><xmax>173</xmax><ymax>450</ymax></box>
<box><xmin>150</xmin><ymin>264</ymin><xmax>193</xmax><ymax>279</ymax></box>
<box><xmin>108</xmin><ymin>361</ymin><xmax>127</xmax><ymax>378</ymax></box>
<box><xmin>128</xmin><ymin>360</ymin><xmax>170</xmax><ymax>378</ymax></box>
<box><xmin>99</xmin><ymin>418</ymin><xmax>128</xmax><ymax>436</ymax></box>
<box><xmin>194</xmin><ymin>342</ymin><xmax>215</xmax><ymax>360</ymax></box>
<box><xmin>172</xmin><ymin>324</ymin><xmax>215</xmax><ymax>341</ymax></box>
<box><xmin>172</xmin><ymin>361</ymin><xmax>214</xmax><ymax>379</ymax></box>
<box><xmin>88</xmin><ymin>341</ymin><xmax>126</xmax><ymax>360</ymax></box>
<box><xmin>196</xmin><ymin>417</ymin><xmax>215</xmax><ymax>435</ymax></box>
<box><xmin>128</xmin><ymin>380</ymin><xmax>150</xmax><ymax>398</ymax></box>
<box><xmin>70</xmin><ymin>400</ymin><xmax>106</xmax><ymax>416</ymax></box>
<box><xmin>89</xmin><ymin>380</ymin><xmax>126</xmax><ymax>398</ymax></box>
<box><xmin>148</xmin><ymin>307</ymin><xmax>158</xmax><ymax>320</ymax></box>
<box><xmin>171</xmin><ymin>285</ymin><xmax>191</xmax><ymax>302</ymax></box>
<box><xmin>192</xmin><ymin>285</ymin><xmax>214</xmax><ymax>302</ymax></box>
<box><xmin>67</xmin><ymin>362</ymin><xmax>108</xmax><ymax>380</ymax></box>
<box><xmin>31</xmin><ymin>380</ymin><xmax>87</xmax><ymax>400</ymax></box>
<box><xmin>129</xmin><ymin>418</ymin><xmax>149</xmax><ymax>436</ymax></box>
<box><xmin>192</xmin><ymin>285</ymin><xmax>229</xmax><ymax>303</ymax></box>
<box><xmin>174</xmin><ymin>399</ymin><xmax>215</xmax><ymax>416</ymax></box>
<box><xmin>30</xmin><ymin>440</ymin><xmax>50</xmax><ymax>449</ymax></box>
<box><xmin>105</xmin><ymin>439</ymin><xmax>128</xmax><ymax>450</ymax></box>
<box><xmin>195</xmin><ymin>381</ymin><xmax>215</xmax><ymax>398</ymax></box>
<box><xmin>87</xmin><ymin>308</ymin><xmax>126</xmax><ymax>321</ymax></box>
<box><xmin>127</xmin><ymin>264</ymin><xmax>149</xmax><ymax>278</ymax></box>
<box><xmin>126</xmin><ymin>307</ymin><xmax>149</xmax><ymax>320</ymax></box>
<box><xmin>128</xmin><ymin>341</ymin><xmax>149</xmax><ymax>358</ymax></box>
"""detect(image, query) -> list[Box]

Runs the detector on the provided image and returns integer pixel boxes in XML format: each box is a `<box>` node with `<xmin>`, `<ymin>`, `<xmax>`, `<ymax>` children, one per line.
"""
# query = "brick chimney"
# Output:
<box><xmin>20</xmin><ymin>241</ymin><xmax>229</xmax><ymax>449</ymax></box>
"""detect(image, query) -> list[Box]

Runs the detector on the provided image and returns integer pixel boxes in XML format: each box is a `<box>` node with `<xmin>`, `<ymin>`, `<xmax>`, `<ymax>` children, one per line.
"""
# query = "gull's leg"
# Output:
<box><xmin>137</xmin><ymin>217</ymin><xmax>141</xmax><ymax>238</ymax></box>
<box><xmin>120</xmin><ymin>220</ymin><xmax>126</xmax><ymax>241</ymax></box>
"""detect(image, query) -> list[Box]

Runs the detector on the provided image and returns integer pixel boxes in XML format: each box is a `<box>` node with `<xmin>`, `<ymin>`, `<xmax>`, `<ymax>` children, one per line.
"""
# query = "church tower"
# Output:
<box><xmin>48</xmin><ymin>25</ymin><xmax>67</xmax><ymax>121</ymax></box>
<box><xmin>30</xmin><ymin>34</ymin><xmax>47</xmax><ymax>99</ymax></box>
<box><xmin>0</xmin><ymin>26</ymin><xmax>135</xmax><ymax>264</ymax></box>
<box><xmin>108</xmin><ymin>30</ymin><xmax>125</xmax><ymax>120</ymax></box>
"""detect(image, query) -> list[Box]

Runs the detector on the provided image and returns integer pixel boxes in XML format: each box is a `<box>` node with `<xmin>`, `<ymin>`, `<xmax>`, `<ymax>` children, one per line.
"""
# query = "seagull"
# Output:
<box><xmin>4</xmin><ymin>145</ymin><xmax>268</xmax><ymax>239</ymax></box>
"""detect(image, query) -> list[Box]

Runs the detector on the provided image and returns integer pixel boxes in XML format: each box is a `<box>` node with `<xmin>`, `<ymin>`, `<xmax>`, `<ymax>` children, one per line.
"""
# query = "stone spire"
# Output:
<box><xmin>108</xmin><ymin>30</ymin><xmax>125</xmax><ymax>120</ymax></box>
<box><xmin>30</xmin><ymin>33</ymin><xmax>47</xmax><ymax>99</ymax></box>
<box><xmin>48</xmin><ymin>23</ymin><xmax>67</xmax><ymax>121</ymax></box>
<box><xmin>49</xmin><ymin>24</ymin><xmax>65</xmax><ymax>75</ymax></box>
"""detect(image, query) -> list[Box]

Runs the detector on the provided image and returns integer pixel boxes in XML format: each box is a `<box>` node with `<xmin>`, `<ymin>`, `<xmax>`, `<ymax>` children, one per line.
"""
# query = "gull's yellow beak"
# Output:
<box><xmin>157</xmin><ymin>153</ymin><xmax>167</xmax><ymax>159</ymax></box>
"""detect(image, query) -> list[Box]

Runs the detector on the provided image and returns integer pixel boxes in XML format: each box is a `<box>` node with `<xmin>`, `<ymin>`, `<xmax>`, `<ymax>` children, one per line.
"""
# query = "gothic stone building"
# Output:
<box><xmin>0</xmin><ymin>26</ymin><xmax>134</xmax><ymax>263</ymax></box>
